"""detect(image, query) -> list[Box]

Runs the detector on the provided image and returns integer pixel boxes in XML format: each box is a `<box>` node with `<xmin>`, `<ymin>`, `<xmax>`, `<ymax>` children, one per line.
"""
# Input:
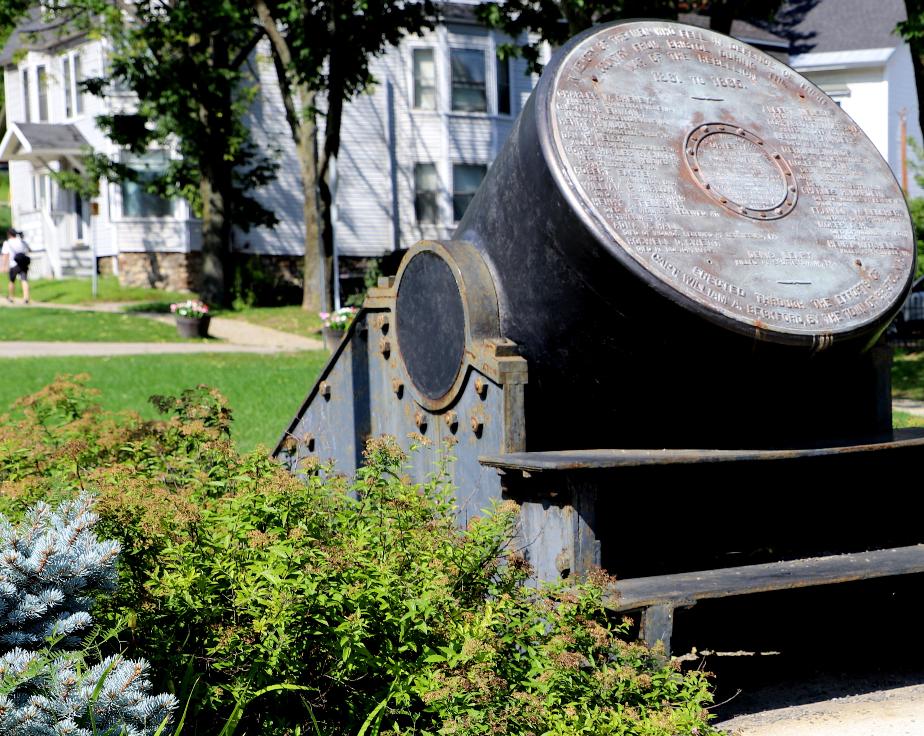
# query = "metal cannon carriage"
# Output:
<box><xmin>277</xmin><ymin>20</ymin><xmax>924</xmax><ymax>654</ymax></box>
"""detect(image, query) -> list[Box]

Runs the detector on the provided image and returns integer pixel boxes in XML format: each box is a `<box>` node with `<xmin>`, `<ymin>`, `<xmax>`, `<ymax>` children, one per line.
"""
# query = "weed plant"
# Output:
<box><xmin>0</xmin><ymin>376</ymin><xmax>718</xmax><ymax>735</ymax></box>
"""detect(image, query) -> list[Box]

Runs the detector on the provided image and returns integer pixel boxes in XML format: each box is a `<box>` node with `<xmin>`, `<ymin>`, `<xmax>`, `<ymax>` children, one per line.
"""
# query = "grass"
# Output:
<box><xmin>0</xmin><ymin>307</ymin><xmax>184</xmax><ymax>342</ymax></box>
<box><xmin>892</xmin><ymin>349</ymin><xmax>924</xmax><ymax>401</ymax></box>
<box><xmin>219</xmin><ymin>304</ymin><xmax>323</xmax><ymax>337</ymax></box>
<box><xmin>29</xmin><ymin>276</ymin><xmax>192</xmax><ymax>305</ymax></box>
<box><xmin>0</xmin><ymin>351</ymin><xmax>328</xmax><ymax>452</ymax></box>
<box><xmin>893</xmin><ymin>410</ymin><xmax>924</xmax><ymax>429</ymax></box>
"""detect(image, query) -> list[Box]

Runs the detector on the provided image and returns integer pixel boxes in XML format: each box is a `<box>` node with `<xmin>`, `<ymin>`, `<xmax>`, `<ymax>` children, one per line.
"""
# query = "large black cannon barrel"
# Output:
<box><xmin>397</xmin><ymin>19</ymin><xmax>915</xmax><ymax>451</ymax></box>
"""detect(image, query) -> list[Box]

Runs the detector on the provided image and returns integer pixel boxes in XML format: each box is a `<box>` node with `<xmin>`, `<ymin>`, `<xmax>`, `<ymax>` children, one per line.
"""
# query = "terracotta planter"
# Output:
<box><xmin>176</xmin><ymin>315</ymin><xmax>210</xmax><ymax>338</ymax></box>
<box><xmin>322</xmin><ymin>326</ymin><xmax>344</xmax><ymax>351</ymax></box>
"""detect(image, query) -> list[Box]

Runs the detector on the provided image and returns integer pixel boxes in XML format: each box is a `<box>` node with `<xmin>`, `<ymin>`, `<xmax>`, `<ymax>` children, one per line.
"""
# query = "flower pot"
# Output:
<box><xmin>322</xmin><ymin>326</ymin><xmax>344</xmax><ymax>351</ymax></box>
<box><xmin>176</xmin><ymin>315</ymin><xmax>210</xmax><ymax>338</ymax></box>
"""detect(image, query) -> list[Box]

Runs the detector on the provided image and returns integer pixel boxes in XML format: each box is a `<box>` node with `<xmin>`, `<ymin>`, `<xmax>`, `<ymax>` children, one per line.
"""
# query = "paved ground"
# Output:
<box><xmin>0</xmin><ymin>299</ymin><xmax>324</xmax><ymax>355</ymax></box>
<box><xmin>718</xmin><ymin>681</ymin><xmax>924</xmax><ymax>735</ymax></box>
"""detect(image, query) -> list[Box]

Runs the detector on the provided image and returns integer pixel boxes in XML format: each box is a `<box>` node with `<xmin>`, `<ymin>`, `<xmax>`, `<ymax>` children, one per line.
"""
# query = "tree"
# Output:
<box><xmin>253</xmin><ymin>0</ymin><xmax>435</xmax><ymax>312</ymax></box>
<box><xmin>81</xmin><ymin>0</ymin><xmax>278</xmax><ymax>306</ymax></box>
<box><xmin>6</xmin><ymin>1</ymin><xmax>277</xmax><ymax>306</ymax></box>
<box><xmin>899</xmin><ymin>2</ymin><xmax>924</xmax><ymax>155</ymax></box>
<box><xmin>476</xmin><ymin>0</ymin><xmax>783</xmax><ymax>73</ymax></box>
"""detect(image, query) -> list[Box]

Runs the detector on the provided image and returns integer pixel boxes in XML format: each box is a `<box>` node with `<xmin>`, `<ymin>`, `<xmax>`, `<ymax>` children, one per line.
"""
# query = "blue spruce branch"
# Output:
<box><xmin>0</xmin><ymin>497</ymin><xmax>177</xmax><ymax>736</ymax></box>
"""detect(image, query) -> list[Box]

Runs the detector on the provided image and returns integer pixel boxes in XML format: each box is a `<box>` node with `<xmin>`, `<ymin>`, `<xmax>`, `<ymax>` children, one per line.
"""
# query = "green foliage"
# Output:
<box><xmin>0</xmin><ymin>378</ymin><xmax>718</xmax><ymax>736</ymax></box>
<box><xmin>0</xmin><ymin>171</ymin><xmax>9</xmax><ymax>235</ymax></box>
<box><xmin>906</xmin><ymin>197</ymin><xmax>924</xmax><ymax>279</ymax></box>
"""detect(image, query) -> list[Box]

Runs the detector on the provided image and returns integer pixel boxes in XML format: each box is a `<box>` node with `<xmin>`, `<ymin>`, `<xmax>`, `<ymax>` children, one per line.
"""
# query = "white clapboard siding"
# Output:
<box><xmin>235</xmin><ymin>41</ymin><xmax>305</xmax><ymax>256</ymax></box>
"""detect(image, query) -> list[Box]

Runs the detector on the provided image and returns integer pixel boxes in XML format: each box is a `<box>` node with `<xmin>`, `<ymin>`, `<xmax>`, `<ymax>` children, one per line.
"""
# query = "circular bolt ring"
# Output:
<box><xmin>683</xmin><ymin>123</ymin><xmax>797</xmax><ymax>220</ymax></box>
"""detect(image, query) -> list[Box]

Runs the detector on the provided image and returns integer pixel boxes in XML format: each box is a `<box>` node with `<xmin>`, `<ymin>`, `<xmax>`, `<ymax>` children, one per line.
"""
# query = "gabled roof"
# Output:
<box><xmin>0</xmin><ymin>7</ymin><xmax>87</xmax><ymax>67</ymax></box>
<box><xmin>0</xmin><ymin>122</ymin><xmax>89</xmax><ymax>163</ymax></box>
<box><xmin>773</xmin><ymin>0</ymin><xmax>907</xmax><ymax>55</ymax></box>
<box><xmin>678</xmin><ymin>13</ymin><xmax>789</xmax><ymax>50</ymax></box>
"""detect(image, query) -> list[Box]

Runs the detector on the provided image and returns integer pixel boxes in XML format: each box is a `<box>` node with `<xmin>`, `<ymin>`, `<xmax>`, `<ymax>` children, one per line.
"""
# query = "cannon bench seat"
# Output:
<box><xmin>604</xmin><ymin>545</ymin><xmax>924</xmax><ymax>654</ymax></box>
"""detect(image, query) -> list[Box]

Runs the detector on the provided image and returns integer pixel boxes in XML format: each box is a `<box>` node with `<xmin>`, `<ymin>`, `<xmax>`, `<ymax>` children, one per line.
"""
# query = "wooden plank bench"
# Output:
<box><xmin>481</xmin><ymin>440</ymin><xmax>924</xmax><ymax>654</ymax></box>
<box><xmin>602</xmin><ymin>545</ymin><xmax>924</xmax><ymax>654</ymax></box>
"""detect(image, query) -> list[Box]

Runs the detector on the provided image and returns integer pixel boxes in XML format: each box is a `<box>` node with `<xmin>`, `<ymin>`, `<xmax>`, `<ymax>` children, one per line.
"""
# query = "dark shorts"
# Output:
<box><xmin>9</xmin><ymin>265</ymin><xmax>27</xmax><ymax>282</ymax></box>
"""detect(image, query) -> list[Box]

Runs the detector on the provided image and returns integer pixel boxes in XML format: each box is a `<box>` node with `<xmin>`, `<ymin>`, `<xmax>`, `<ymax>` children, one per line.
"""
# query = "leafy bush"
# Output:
<box><xmin>0</xmin><ymin>376</ymin><xmax>718</xmax><ymax>735</ymax></box>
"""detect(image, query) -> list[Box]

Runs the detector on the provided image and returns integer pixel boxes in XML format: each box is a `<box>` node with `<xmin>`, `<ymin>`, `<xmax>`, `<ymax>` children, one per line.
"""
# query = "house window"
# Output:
<box><xmin>414</xmin><ymin>163</ymin><xmax>439</xmax><ymax>224</ymax></box>
<box><xmin>413</xmin><ymin>48</ymin><xmax>436</xmax><ymax>110</ymax></box>
<box><xmin>450</xmin><ymin>48</ymin><xmax>486</xmax><ymax>113</ymax></box>
<box><xmin>452</xmin><ymin>163</ymin><xmax>486</xmax><ymax>221</ymax></box>
<box><xmin>21</xmin><ymin>69</ymin><xmax>31</xmax><ymax>122</ymax></box>
<box><xmin>63</xmin><ymin>56</ymin><xmax>73</xmax><ymax>118</ymax></box>
<box><xmin>497</xmin><ymin>54</ymin><xmax>511</xmax><ymax>115</ymax></box>
<box><xmin>74</xmin><ymin>54</ymin><xmax>84</xmax><ymax>114</ymax></box>
<box><xmin>36</xmin><ymin>66</ymin><xmax>48</xmax><ymax>121</ymax></box>
<box><xmin>121</xmin><ymin>153</ymin><xmax>173</xmax><ymax>218</ymax></box>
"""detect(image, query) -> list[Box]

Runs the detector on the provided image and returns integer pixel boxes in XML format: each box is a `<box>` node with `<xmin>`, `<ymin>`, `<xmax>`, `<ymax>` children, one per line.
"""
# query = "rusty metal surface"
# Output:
<box><xmin>606</xmin><ymin>544</ymin><xmax>924</xmax><ymax>611</ymax></box>
<box><xmin>481</xmin><ymin>428</ymin><xmax>924</xmax><ymax>473</ymax></box>
<box><xmin>548</xmin><ymin>20</ymin><xmax>914</xmax><ymax>341</ymax></box>
<box><xmin>274</xmin><ymin>244</ymin><xmax>528</xmax><ymax>524</ymax></box>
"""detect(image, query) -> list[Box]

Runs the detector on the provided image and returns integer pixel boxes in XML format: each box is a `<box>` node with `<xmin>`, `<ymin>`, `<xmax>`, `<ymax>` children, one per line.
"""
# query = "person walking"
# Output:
<box><xmin>1</xmin><ymin>228</ymin><xmax>30</xmax><ymax>304</ymax></box>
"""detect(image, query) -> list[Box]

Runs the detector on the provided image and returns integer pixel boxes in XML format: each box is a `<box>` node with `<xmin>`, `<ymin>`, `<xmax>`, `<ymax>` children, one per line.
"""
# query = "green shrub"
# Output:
<box><xmin>0</xmin><ymin>376</ymin><xmax>718</xmax><ymax>736</ymax></box>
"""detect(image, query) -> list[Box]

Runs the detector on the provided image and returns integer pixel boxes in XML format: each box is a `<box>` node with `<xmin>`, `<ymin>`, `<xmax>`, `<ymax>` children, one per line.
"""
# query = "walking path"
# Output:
<box><xmin>0</xmin><ymin>299</ymin><xmax>324</xmax><ymax>356</ymax></box>
<box><xmin>719</xmin><ymin>681</ymin><xmax>924</xmax><ymax>735</ymax></box>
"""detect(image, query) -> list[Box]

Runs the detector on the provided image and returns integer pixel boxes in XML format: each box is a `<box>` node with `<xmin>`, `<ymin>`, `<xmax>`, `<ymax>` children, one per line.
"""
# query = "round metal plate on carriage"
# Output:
<box><xmin>395</xmin><ymin>250</ymin><xmax>466</xmax><ymax>401</ymax></box>
<box><xmin>548</xmin><ymin>21</ymin><xmax>914</xmax><ymax>338</ymax></box>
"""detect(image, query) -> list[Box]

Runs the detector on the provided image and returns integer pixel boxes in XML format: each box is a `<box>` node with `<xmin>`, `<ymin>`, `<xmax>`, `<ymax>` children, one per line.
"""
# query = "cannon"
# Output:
<box><xmin>277</xmin><ymin>20</ymin><xmax>924</xmax><ymax>653</ymax></box>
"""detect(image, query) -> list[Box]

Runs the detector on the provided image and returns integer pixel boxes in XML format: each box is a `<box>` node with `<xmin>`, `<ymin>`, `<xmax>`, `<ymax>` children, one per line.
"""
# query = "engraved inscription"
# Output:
<box><xmin>550</xmin><ymin>20</ymin><xmax>913</xmax><ymax>337</ymax></box>
<box><xmin>696</xmin><ymin>133</ymin><xmax>785</xmax><ymax>210</ymax></box>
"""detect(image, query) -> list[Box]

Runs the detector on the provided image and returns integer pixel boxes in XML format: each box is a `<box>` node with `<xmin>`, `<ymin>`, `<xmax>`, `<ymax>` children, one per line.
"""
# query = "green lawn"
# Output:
<box><xmin>0</xmin><ymin>351</ymin><xmax>327</xmax><ymax>452</ymax></box>
<box><xmin>892</xmin><ymin>350</ymin><xmax>924</xmax><ymax>401</ymax></box>
<box><xmin>29</xmin><ymin>276</ymin><xmax>192</xmax><ymax>305</ymax></box>
<box><xmin>0</xmin><ymin>307</ymin><xmax>185</xmax><ymax>342</ymax></box>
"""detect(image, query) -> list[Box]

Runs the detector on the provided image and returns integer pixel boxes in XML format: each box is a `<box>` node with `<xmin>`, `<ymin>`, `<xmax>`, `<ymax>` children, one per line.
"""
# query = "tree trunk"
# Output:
<box><xmin>298</xmin><ymin>102</ymin><xmax>327</xmax><ymax>312</ymax></box>
<box><xmin>199</xmin><ymin>177</ymin><xmax>226</xmax><ymax>305</ymax></box>
<box><xmin>253</xmin><ymin>0</ymin><xmax>329</xmax><ymax>311</ymax></box>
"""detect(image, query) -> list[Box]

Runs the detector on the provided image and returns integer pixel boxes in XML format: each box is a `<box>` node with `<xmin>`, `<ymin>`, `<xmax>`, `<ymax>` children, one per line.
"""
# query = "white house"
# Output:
<box><xmin>0</xmin><ymin>7</ymin><xmax>201</xmax><ymax>286</ymax></box>
<box><xmin>1</xmin><ymin>1</ymin><xmax>921</xmax><ymax>293</ymax></box>
<box><xmin>780</xmin><ymin>0</ymin><xmax>924</xmax><ymax>197</ymax></box>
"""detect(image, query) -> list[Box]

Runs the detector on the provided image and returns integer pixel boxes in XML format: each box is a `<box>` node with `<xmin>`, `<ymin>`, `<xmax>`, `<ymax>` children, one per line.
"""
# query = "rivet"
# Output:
<box><xmin>789</xmin><ymin>186</ymin><xmax>796</xmax><ymax>193</ymax></box>
<box><xmin>775</xmin><ymin>208</ymin><xmax>783</xmax><ymax>215</ymax></box>
<box><xmin>415</xmin><ymin>411</ymin><xmax>428</xmax><ymax>432</ymax></box>
<box><xmin>774</xmin><ymin>153</ymin><xmax>781</xmax><ymax>159</ymax></box>
<box><xmin>740</xmin><ymin>207</ymin><xmax>748</xmax><ymax>214</ymax></box>
<box><xmin>736</xmin><ymin>128</ymin><xmax>744</xmax><ymax>135</ymax></box>
<box><xmin>445</xmin><ymin>411</ymin><xmax>459</xmax><ymax>433</ymax></box>
<box><xmin>474</xmin><ymin>377</ymin><xmax>488</xmax><ymax>398</ymax></box>
<box><xmin>380</xmin><ymin>338</ymin><xmax>391</xmax><ymax>357</ymax></box>
<box><xmin>319</xmin><ymin>381</ymin><xmax>331</xmax><ymax>400</ymax></box>
<box><xmin>303</xmin><ymin>434</ymin><xmax>316</xmax><ymax>452</ymax></box>
<box><xmin>471</xmin><ymin>416</ymin><xmax>484</xmax><ymax>437</ymax></box>
<box><xmin>392</xmin><ymin>378</ymin><xmax>404</xmax><ymax>397</ymax></box>
<box><xmin>687</xmin><ymin>148</ymin><xmax>694</xmax><ymax>156</ymax></box>
<box><xmin>704</xmin><ymin>182</ymin><xmax>711</xmax><ymax>189</ymax></box>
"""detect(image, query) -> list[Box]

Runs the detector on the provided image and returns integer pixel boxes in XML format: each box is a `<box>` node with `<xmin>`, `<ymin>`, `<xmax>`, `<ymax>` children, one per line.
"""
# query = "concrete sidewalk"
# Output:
<box><xmin>0</xmin><ymin>299</ymin><xmax>324</xmax><ymax>355</ymax></box>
